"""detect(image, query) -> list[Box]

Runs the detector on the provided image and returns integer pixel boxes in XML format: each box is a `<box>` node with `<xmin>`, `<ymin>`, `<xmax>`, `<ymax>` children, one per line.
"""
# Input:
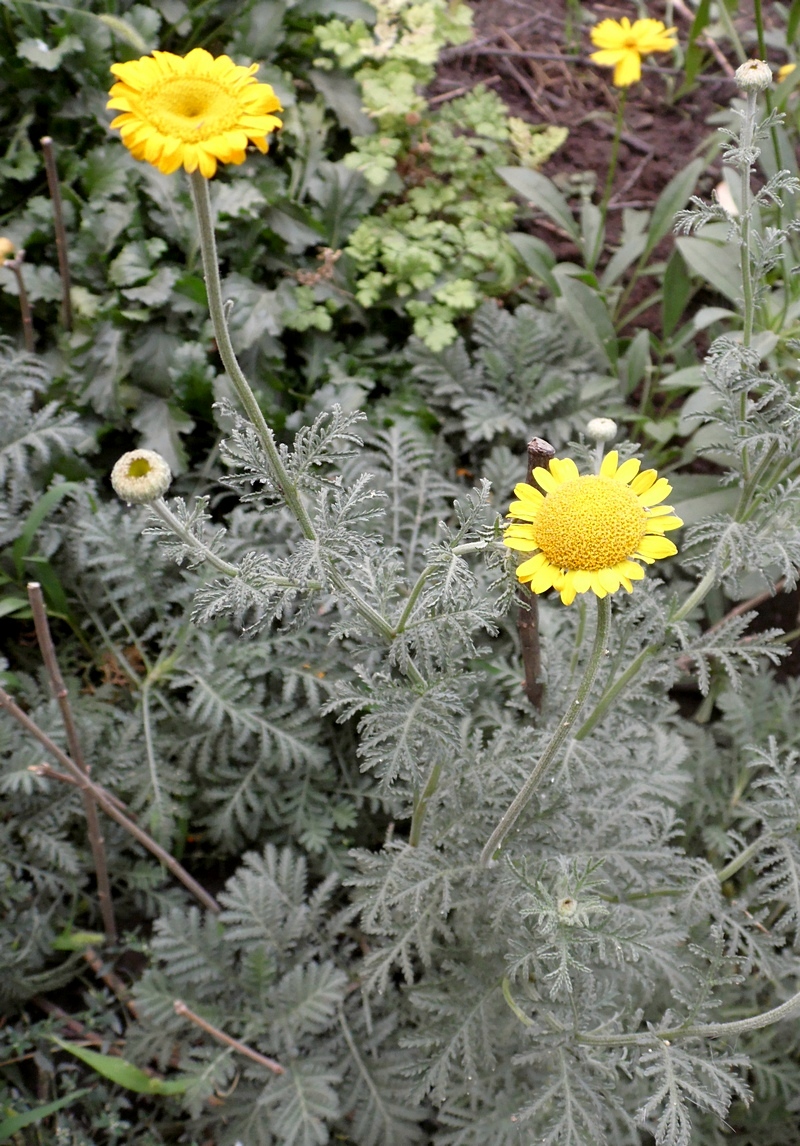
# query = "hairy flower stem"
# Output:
<box><xmin>188</xmin><ymin>171</ymin><xmax>395</xmax><ymax>644</ymax></box>
<box><xmin>189</xmin><ymin>171</ymin><xmax>314</xmax><ymax>539</ymax></box>
<box><xmin>480</xmin><ymin>595</ymin><xmax>611</xmax><ymax>866</ymax></box>
<box><xmin>575</xmin><ymin>567</ymin><xmax>717</xmax><ymax>740</ymax></box>
<box><xmin>592</xmin><ymin>91</ymin><xmax>626</xmax><ymax>267</ymax></box>
<box><xmin>27</xmin><ymin>583</ymin><xmax>117</xmax><ymax>942</ymax></box>
<box><xmin>0</xmin><ymin>684</ymin><xmax>220</xmax><ymax>914</ymax></box>
<box><xmin>7</xmin><ymin>257</ymin><xmax>35</xmax><ymax>352</ymax></box>
<box><xmin>151</xmin><ymin>499</ymin><xmax>240</xmax><ymax>577</ymax></box>
<box><xmin>737</xmin><ymin>87</ymin><xmax>759</xmax><ymax>483</ymax></box>
<box><xmin>717</xmin><ymin>834</ymin><xmax>769</xmax><ymax>883</ymax></box>
<box><xmin>409</xmin><ymin>760</ymin><xmax>443</xmax><ymax>847</ymax></box>
<box><xmin>579</xmin><ymin>982</ymin><xmax>800</xmax><ymax>1047</ymax></box>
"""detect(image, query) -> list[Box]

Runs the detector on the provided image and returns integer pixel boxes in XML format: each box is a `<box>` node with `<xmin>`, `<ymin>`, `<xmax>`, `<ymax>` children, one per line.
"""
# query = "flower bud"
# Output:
<box><xmin>586</xmin><ymin>417</ymin><xmax>617</xmax><ymax>443</ymax></box>
<box><xmin>734</xmin><ymin>59</ymin><xmax>772</xmax><ymax>92</ymax></box>
<box><xmin>0</xmin><ymin>237</ymin><xmax>15</xmax><ymax>266</ymax></box>
<box><xmin>557</xmin><ymin>896</ymin><xmax>579</xmax><ymax>923</ymax></box>
<box><xmin>111</xmin><ymin>449</ymin><xmax>172</xmax><ymax>504</ymax></box>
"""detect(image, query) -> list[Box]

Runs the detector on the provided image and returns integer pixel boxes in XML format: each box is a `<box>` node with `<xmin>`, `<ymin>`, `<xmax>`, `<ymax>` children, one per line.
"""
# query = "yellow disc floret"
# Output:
<box><xmin>532</xmin><ymin>476</ymin><xmax>646</xmax><ymax>572</ymax></box>
<box><xmin>107</xmin><ymin>49</ymin><xmax>283</xmax><ymax>178</ymax></box>
<box><xmin>503</xmin><ymin>451</ymin><xmax>683</xmax><ymax>606</ymax></box>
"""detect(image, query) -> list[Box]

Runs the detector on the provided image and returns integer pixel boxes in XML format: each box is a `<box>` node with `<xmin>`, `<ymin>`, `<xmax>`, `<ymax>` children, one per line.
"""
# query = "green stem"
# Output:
<box><xmin>575</xmin><ymin>645</ymin><xmax>653</xmax><ymax>741</ymax></box>
<box><xmin>151</xmin><ymin>499</ymin><xmax>240</xmax><ymax>578</ymax></box>
<box><xmin>592</xmin><ymin>91</ymin><xmax>626</xmax><ymax>268</ymax></box>
<box><xmin>734</xmin><ymin>440</ymin><xmax>779</xmax><ymax>521</ymax></box>
<box><xmin>715</xmin><ymin>0</ymin><xmax>746</xmax><ymax>63</ymax></box>
<box><xmin>188</xmin><ymin>171</ymin><xmax>394</xmax><ymax>644</ymax></box>
<box><xmin>739</xmin><ymin>90</ymin><xmax>758</xmax><ymax>352</ymax></box>
<box><xmin>670</xmin><ymin>566</ymin><xmax>718</xmax><ymax>624</ymax></box>
<box><xmin>409</xmin><ymin>760</ymin><xmax>443</xmax><ymax>847</ymax></box>
<box><xmin>189</xmin><ymin>171</ymin><xmax>316</xmax><ymax>540</ymax></box>
<box><xmin>480</xmin><ymin>595</ymin><xmax>611</xmax><ymax>866</ymax></box>
<box><xmin>578</xmin><ymin>984</ymin><xmax>800</xmax><ymax>1047</ymax></box>
<box><xmin>717</xmin><ymin>834</ymin><xmax>768</xmax><ymax>883</ymax></box>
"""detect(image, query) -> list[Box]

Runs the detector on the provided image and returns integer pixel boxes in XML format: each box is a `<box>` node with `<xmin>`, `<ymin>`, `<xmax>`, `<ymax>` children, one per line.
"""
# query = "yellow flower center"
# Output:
<box><xmin>532</xmin><ymin>476</ymin><xmax>647</xmax><ymax>571</ymax></box>
<box><xmin>623</xmin><ymin>36</ymin><xmax>640</xmax><ymax>50</ymax></box>
<box><xmin>142</xmin><ymin>77</ymin><xmax>241</xmax><ymax>140</ymax></box>
<box><xmin>127</xmin><ymin>457</ymin><xmax>153</xmax><ymax>478</ymax></box>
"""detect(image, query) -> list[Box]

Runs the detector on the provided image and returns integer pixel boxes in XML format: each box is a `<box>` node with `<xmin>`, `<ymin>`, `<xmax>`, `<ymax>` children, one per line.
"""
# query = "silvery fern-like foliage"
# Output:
<box><xmin>406</xmin><ymin>301</ymin><xmax>612</xmax><ymax>453</ymax></box>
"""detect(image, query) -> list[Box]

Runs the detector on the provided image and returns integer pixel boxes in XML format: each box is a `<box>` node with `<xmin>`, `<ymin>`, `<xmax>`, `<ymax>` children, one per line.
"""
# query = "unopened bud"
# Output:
<box><xmin>0</xmin><ymin>237</ymin><xmax>15</xmax><ymax>266</ymax></box>
<box><xmin>111</xmin><ymin>449</ymin><xmax>171</xmax><ymax>504</ymax></box>
<box><xmin>734</xmin><ymin>59</ymin><xmax>772</xmax><ymax>92</ymax></box>
<box><xmin>557</xmin><ymin>896</ymin><xmax>579</xmax><ymax>923</ymax></box>
<box><xmin>586</xmin><ymin>417</ymin><xmax>617</xmax><ymax>443</ymax></box>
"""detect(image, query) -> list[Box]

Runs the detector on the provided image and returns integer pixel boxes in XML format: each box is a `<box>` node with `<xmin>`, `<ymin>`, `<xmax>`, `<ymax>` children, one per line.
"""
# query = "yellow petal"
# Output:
<box><xmin>532</xmin><ymin>466</ymin><xmax>559</xmax><ymax>493</ymax></box>
<box><xmin>507</xmin><ymin>502</ymin><xmax>540</xmax><ymax>523</ymax></box>
<box><xmin>595</xmin><ymin>567</ymin><xmax>621</xmax><ymax>594</ymax></box>
<box><xmin>638</xmin><ymin>478</ymin><xmax>673</xmax><ymax>507</ymax></box>
<box><xmin>516</xmin><ymin>552</ymin><xmax>548</xmax><ymax>578</ymax></box>
<box><xmin>531</xmin><ymin>563</ymin><xmax>558</xmax><ymax>593</ymax></box>
<box><xmin>637</xmin><ymin>535</ymin><xmax>678</xmax><ymax>560</ymax></box>
<box><xmin>560</xmin><ymin>583</ymin><xmax>578</xmax><ymax>605</ymax></box>
<box><xmin>630</xmin><ymin>469</ymin><xmax>657</xmax><ymax>495</ymax></box>
<box><xmin>613</xmin><ymin>51</ymin><xmax>642</xmax><ymax>86</ymax></box>
<box><xmin>590</xmin><ymin>17</ymin><xmax>632</xmax><ymax>50</ymax></box>
<box><xmin>513</xmin><ymin>482</ymin><xmax>544</xmax><ymax>505</ymax></box>
<box><xmin>572</xmin><ymin>570</ymin><xmax>592</xmax><ymax>594</ymax></box>
<box><xmin>614</xmin><ymin>458</ymin><xmax>641</xmax><ymax>485</ymax></box>
<box><xmin>645</xmin><ymin>515</ymin><xmax>683</xmax><ymax>534</ymax></box>
<box><xmin>615</xmin><ymin>560</ymin><xmax>645</xmax><ymax>581</ymax></box>
<box><xmin>600</xmin><ymin>450</ymin><xmax>619</xmax><ymax>478</ymax></box>
<box><xmin>549</xmin><ymin>457</ymin><xmax>580</xmax><ymax>482</ymax></box>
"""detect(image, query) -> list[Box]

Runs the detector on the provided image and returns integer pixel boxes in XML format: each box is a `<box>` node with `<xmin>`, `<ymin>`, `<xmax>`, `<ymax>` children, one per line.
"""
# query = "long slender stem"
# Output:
<box><xmin>591</xmin><ymin>91</ymin><xmax>626</xmax><ymax>267</ymax></box>
<box><xmin>0</xmin><ymin>684</ymin><xmax>220</xmax><ymax>914</ymax></box>
<box><xmin>717</xmin><ymin>834</ymin><xmax>768</xmax><ymax>883</ymax></box>
<box><xmin>480</xmin><ymin>595</ymin><xmax>611</xmax><ymax>866</ymax></box>
<box><xmin>189</xmin><ymin>171</ymin><xmax>395</xmax><ymax>643</ymax></box>
<box><xmin>9</xmin><ymin>259</ymin><xmax>35</xmax><ymax>351</ymax></box>
<box><xmin>151</xmin><ymin>499</ymin><xmax>240</xmax><ymax>577</ymax></box>
<box><xmin>27</xmin><ymin>583</ymin><xmax>117</xmax><ymax>942</ymax></box>
<box><xmin>40</xmin><ymin>136</ymin><xmax>72</xmax><ymax>331</ymax></box>
<box><xmin>189</xmin><ymin>171</ymin><xmax>314</xmax><ymax>538</ymax></box>
<box><xmin>579</xmin><ymin>984</ymin><xmax>800</xmax><ymax>1047</ymax></box>
<box><xmin>409</xmin><ymin>760</ymin><xmax>442</xmax><ymax>847</ymax></box>
<box><xmin>173</xmin><ymin>1000</ymin><xmax>283</xmax><ymax>1074</ymax></box>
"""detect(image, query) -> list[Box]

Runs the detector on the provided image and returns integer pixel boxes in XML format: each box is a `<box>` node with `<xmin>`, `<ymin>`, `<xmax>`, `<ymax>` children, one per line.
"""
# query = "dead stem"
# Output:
<box><xmin>40</xmin><ymin>136</ymin><xmax>73</xmax><ymax>330</ymax></box>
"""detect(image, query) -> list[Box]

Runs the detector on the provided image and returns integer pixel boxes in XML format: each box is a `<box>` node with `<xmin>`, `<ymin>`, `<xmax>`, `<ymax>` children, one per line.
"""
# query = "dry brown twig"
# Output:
<box><xmin>173</xmin><ymin>1001</ymin><xmax>285</xmax><ymax>1075</ymax></box>
<box><xmin>28</xmin><ymin>582</ymin><xmax>117</xmax><ymax>942</ymax></box>
<box><xmin>0</xmin><ymin>681</ymin><xmax>220</xmax><ymax>914</ymax></box>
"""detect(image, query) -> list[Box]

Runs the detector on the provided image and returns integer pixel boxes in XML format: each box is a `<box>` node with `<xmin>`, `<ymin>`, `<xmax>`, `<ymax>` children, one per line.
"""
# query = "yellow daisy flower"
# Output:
<box><xmin>107</xmin><ymin>48</ymin><xmax>283</xmax><ymax>179</ymax></box>
<box><xmin>589</xmin><ymin>17</ymin><xmax>677</xmax><ymax>88</ymax></box>
<box><xmin>504</xmin><ymin>452</ymin><xmax>683</xmax><ymax>606</ymax></box>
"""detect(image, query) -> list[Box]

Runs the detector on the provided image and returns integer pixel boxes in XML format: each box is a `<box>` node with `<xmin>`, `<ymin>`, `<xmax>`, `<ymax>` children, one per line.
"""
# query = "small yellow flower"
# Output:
<box><xmin>589</xmin><ymin>17</ymin><xmax>677</xmax><ymax>88</ymax></box>
<box><xmin>107</xmin><ymin>48</ymin><xmax>282</xmax><ymax>178</ymax></box>
<box><xmin>504</xmin><ymin>452</ymin><xmax>683</xmax><ymax>606</ymax></box>
<box><xmin>0</xmin><ymin>237</ymin><xmax>16</xmax><ymax>266</ymax></box>
<box><xmin>111</xmin><ymin>449</ymin><xmax>172</xmax><ymax>504</ymax></box>
<box><xmin>778</xmin><ymin>63</ymin><xmax>796</xmax><ymax>83</ymax></box>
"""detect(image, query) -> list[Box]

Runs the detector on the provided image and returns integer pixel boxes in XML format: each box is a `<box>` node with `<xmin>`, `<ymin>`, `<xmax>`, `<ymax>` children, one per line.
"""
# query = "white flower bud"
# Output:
<box><xmin>586</xmin><ymin>417</ymin><xmax>617</xmax><ymax>443</ymax></box>
<box><xmin>557</xmin><ymin>896</ymin><xmax>579</xmax><ymax>924</ymax></box>
<box><xmin>111</xmin><ymin>449</ymin><xmax>171</xmax><ymax>504</ymax></box>
<box><xmin>734</xmin><ymin>59</ymin><xmax>772</xmax><ymax>92</ymax></box>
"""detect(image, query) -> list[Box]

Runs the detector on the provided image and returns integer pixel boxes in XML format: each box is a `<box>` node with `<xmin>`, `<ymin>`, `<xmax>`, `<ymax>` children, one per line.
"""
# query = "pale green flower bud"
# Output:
<box><xmin>735</xmin><ymin>59</ymin><xmax>772</xmax><ymax>92</ymax></box>
<box><xmin>111</xmin><ymin>449</ymin><xmax>172</xmax><ymax>504</ymax></box>
<box><xmin>586</xmin><ymin>417</ymin><xmax>617</xmax><ymax>443</ymax></box>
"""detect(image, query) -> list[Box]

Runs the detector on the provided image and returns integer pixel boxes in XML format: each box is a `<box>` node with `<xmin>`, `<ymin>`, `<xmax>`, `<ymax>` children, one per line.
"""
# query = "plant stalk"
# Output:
<box><xmin>27</xmin><ymin>583</ymin><xmax>117</xmax><ymax>942</ymax></box>
<box><xmin>173</xmin><ymin>1000</ymin><xmax>284</xmax><ymax>1073</ymax></box>
<box><xmin>480</xmin><ymin>595</ymin><xmax>611</xmax><ymax>866</ymax></box>
<box><xmin>409</xmin><ymin>760</ymin><xmax>443</xmax><ymax>847</ymax></box>
<box><xmin>41</xmin><ymin>136</ymin><xmax>72</xmax><ymax>331</ymax></box>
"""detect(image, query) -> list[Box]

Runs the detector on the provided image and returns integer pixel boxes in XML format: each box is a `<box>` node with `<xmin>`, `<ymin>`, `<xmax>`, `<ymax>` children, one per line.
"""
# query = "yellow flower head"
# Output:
<box><xmin>0</xmin><ymin>237</ymin><xmax>16</xmax><ymax>266</ymax></box>
<box><xmin>778</xmin><ymin>62</ymin><xmax>796</xmax><ymax>83</ymax></box>
<box><xmin>107</xmin><ymin>48</ymin><xmax>283</xmax><ymax>178</ymax></box>
<box><xmin>589</xmin><ymin>17</ymin><xmax>677</xmax><ymax>88</ymax></box>
<box><xmin>504</xmin><ymin>452</ymin><xmax>683</xmax><ymax>606</ymax></box>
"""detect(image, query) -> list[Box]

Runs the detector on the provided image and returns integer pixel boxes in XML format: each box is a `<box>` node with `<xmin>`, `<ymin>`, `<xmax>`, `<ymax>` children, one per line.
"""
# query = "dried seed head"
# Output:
<box><xmin>735</xmin><ymin>59</ymin><xmax>772</xmax><ymax>92</ymax></box>
<box><xmin>111</xmin><ymin>449</ymin><xmax>172</xmax><ymax>504</ymax></box>
<box><xmin>586</xmin><ymin>417</ymin><xmax>618</xmax><ymax>443</ymax></box>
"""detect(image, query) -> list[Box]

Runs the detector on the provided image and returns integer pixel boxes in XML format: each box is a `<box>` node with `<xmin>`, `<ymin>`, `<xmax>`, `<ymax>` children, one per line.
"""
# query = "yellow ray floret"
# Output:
<box><xmin>589</xmin><ymin>17</ymin><xmax>678</xmax><ymax>87</ymax></box>
<box><xmin>504</xmin><ymin>451</ymin><xmax>683</xmax><ymax>606</ymax></box>
<box><xmin>107</xmin><ymin>48</ymin><xmax>283</xmax><ymax>178</ymax></box>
